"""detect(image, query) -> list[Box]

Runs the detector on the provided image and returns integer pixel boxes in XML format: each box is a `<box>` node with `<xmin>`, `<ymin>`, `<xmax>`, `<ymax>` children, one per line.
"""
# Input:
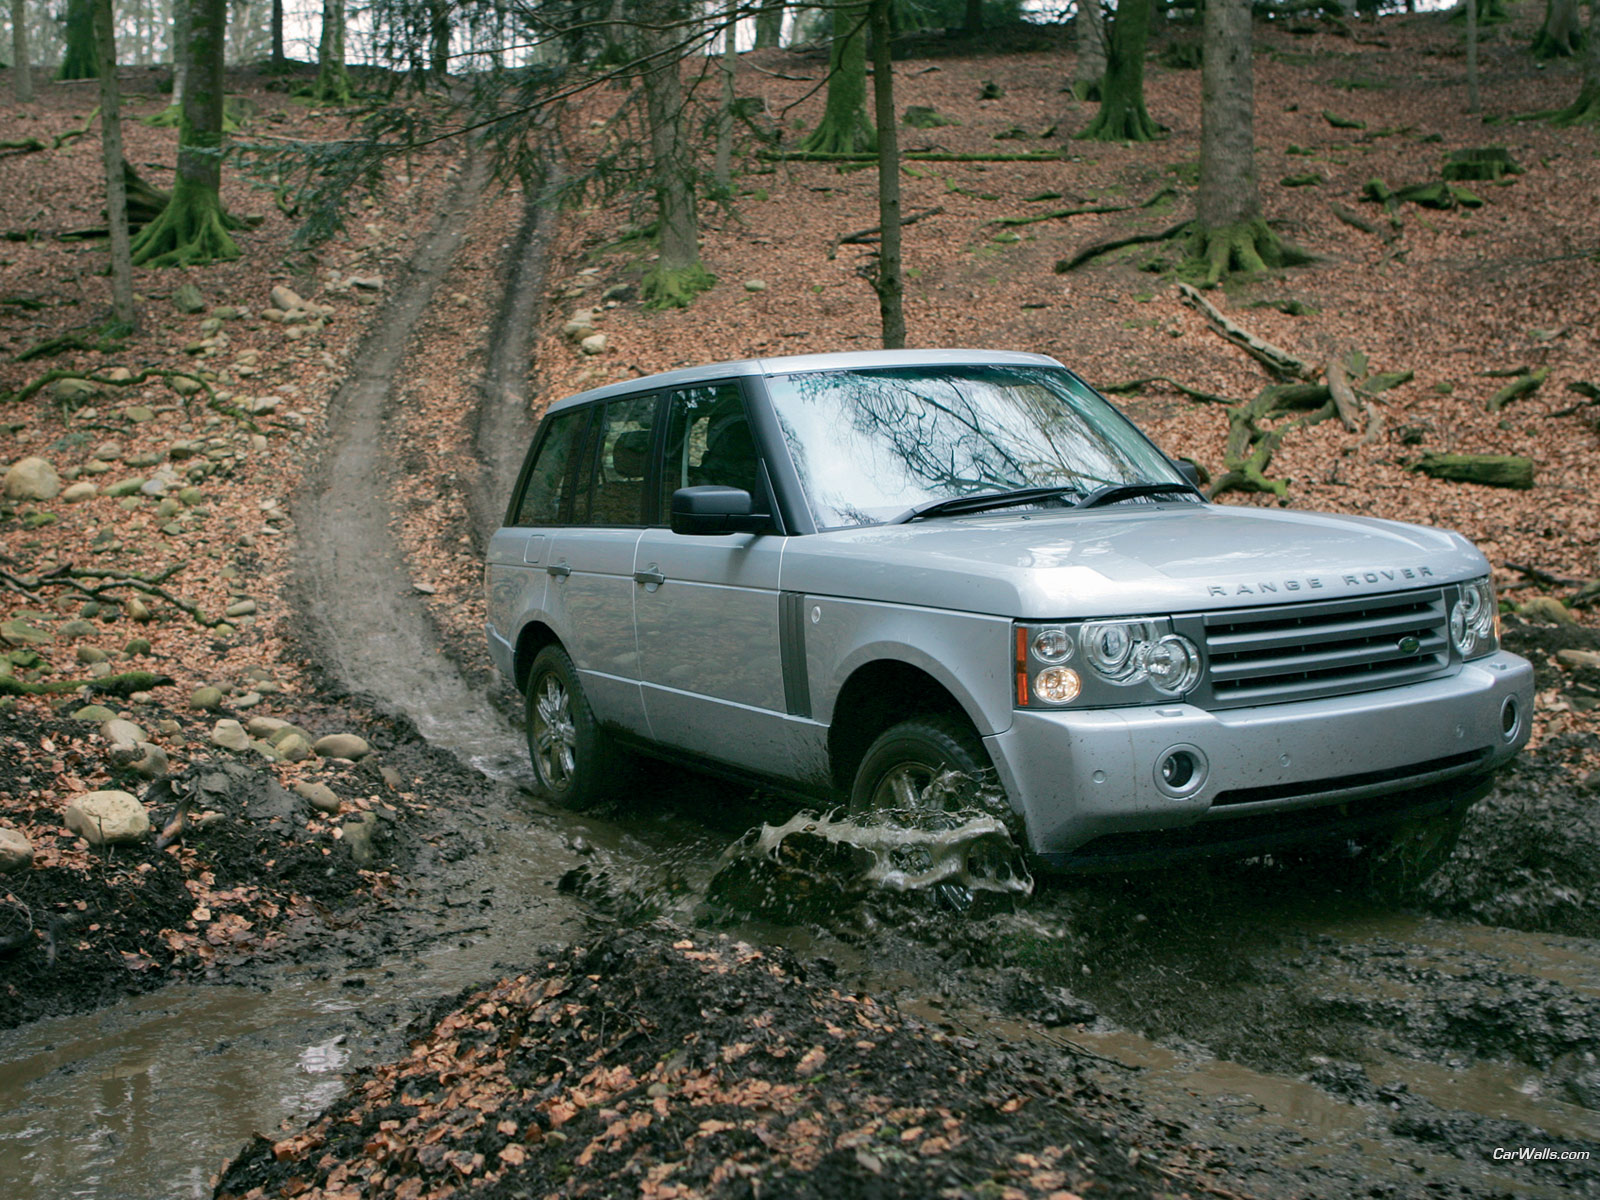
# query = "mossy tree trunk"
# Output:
<box><xmin>172</xmin><ymin>0</ymin><xmax>189</xmax><ymax>107</ymax></box>
<box><xmin>11</xmin><ymin>0</ymin><xmax>33</xmax><ymax>101</ymax></box>
<box><xmin>1072</xmin><ymin>0</ymin><xmax>1107</xmax><ymax>101</ymax></box>
<box><xmin>1466</xmin><ymin>0</ymin><xmax>1480</xmax><ymax>112</ymax></box>
<box><xmin>93</xmin><ymin>0</ymin><xmax>135</xmax><ymax>328</ymax></box>
<box><xmin>869</xmin><ymin>0</ymin><xmax>904</xmax><ymax>349</ymax></box>
<box><xmin>1533</xmin><ymin>0</ymin><xmax>1584</xmax><ymax>56</ymax></box>
<box><xmin>1076</xmin><ymin>0</ymin><xmax>1159</xmax><ymax>141</ymax></box>
<box><xmin>1551</xmin><ymin>0</ymin><xmax>1600</xmax><ymax>123</ymax></box>
<box><xmin>802</xmin><ymin>1</ymin><xmax>874</xmax><ymax>154</ymax></box>
<box><xmin>315</xmin><ymin>0</ymin><xmax>351</xmax><ymax>103</ymax></box>
<box><xmin>755</xmin><ymin>0</ymin><xmax>785</xmax><ymax>48</ymax></box>
<box><xmin>1186</xmin><ymin>0</ymin><xmax>1307</xmax><ymax>285</ymax></box>
<box><xmin>130</xmin><ymin>0</ymin><xmax>241</xmax><ymax>268</ymax></box>
<box><xmin>58</xmin><ymin>0</ymin><xmax>98</xmax><ymax>79</ymax></box>
<box><xmin>640</xmin><ymin>0</ymin><xmax>713</xmax><ymax>307</ymax></box>
<box><xmin>270</xmin><ymin>0</ymin><xmax>285</xmax><ymax>70</ymax></box>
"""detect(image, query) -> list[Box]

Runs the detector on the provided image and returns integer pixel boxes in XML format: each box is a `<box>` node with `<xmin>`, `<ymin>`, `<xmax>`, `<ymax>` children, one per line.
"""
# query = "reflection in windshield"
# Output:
<box><xmin>766</xmin><ymin>366</ymin><xmax>1189</xmax><ymax>529</ymax></box>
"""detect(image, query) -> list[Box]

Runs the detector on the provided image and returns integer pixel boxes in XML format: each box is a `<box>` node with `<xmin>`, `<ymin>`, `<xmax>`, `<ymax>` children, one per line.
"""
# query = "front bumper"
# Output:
<box><xmin>982</xmin><ymin>650</ymin><xmax>1533</xmax><ymax>871</ymax></box>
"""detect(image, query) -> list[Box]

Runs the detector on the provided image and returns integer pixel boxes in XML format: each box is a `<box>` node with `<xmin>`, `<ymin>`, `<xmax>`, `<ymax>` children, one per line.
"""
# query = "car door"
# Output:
<box><xmin>633</xmin><ymin>382</ymin><xmax>797</xmax><ymax>775</ymax></box>
<box><xmin>543</xmin><ymin>392</ymin><xmax>658</xmax><ymax>737</ymax></box>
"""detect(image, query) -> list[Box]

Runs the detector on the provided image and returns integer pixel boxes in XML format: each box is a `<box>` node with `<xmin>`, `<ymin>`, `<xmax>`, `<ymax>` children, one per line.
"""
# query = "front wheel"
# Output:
<box><xmin>524</xmin><ymin>645</ymin><xmax>621</xmax><ymax>807</ymax></box>
<box><xmin>848</xmin><ymin>715</ymin><xmax>993</xmax><ymax>815</ymax></box>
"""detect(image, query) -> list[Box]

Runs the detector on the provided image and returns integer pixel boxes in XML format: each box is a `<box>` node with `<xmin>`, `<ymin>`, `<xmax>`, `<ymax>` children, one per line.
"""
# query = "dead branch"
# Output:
<box><xmin>1177</xmin><ymin>282</ymin><xmax>1318</xmax><ymax>381</ymax></box>
<box><xmin>1486</xmin><ymin>368</ymin><xmax>1548</xmax><ymax>412</ymax></box>
<box><xmin>1547</xmin><ymin>381</ymin><xmax>1600</xmax><ymax>418</ymax></box>
<box><xmin>3</xmin><ymin>367</ymin><xmax>259</xmax><ymax>431</ymax></box>
<box><xmin>1102</xmin><ymin>376</ymin><xmax>1237</xmax><ymax>405</ymax></box>
<box><xmin>0</xmin><ymin>563</ymin><xmax>230</xmax><ymax>628</ymax></box>
<box><xmin>1504</xmin><ymin>562</ymin><xmax>1586</xmax><ymax>588</ymax></box>
<box><xmin>1326</xmin><ymin>354</ymin><xmax>1365</xmax><ymax>432</ymax></box>
<box><xmin>991</xmin><ymin>186</ymin><xmax>1177</xmax><ymax>229</ymax></box>
<box><xmin>1054</xmin><ymin>219</ymin><xmax>1192</xmax><ymax>274</ymax></box>
<box><xmin>829</xmin><ymin>206</ymin><xmax>944</xmax><ymax>259</ymax></box>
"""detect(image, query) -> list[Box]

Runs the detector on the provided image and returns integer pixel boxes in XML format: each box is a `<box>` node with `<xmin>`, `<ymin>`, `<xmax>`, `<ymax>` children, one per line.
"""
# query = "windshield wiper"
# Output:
<box><xmin>1071</xmin><ymin>482</ymin><xmax>1204</xmax><ymax>509</ymax></box>
<box><xmin>886</xmin><ymin>485</ymin><xmax>1082</xmax><ymax>525</ymax></box>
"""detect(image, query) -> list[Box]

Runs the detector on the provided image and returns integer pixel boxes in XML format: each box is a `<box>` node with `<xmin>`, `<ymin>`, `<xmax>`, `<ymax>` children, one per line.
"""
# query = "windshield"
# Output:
<box><xmin>764</xmin><ymin>365</ymin><xmax>1192</xmax><ymax>529</ymax></box>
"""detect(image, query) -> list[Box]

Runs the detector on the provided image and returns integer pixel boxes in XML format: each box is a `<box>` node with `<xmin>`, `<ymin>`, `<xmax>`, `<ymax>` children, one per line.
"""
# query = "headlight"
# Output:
<box><xmin>1016</xmin><ymin>619</ymin><xmax>1203</xmax><ymax>706</ymax></box>
<box><xmin>1450</xmin><ymin>577</ymin><xmax>1498</xmax><ymax>660</ymax></box>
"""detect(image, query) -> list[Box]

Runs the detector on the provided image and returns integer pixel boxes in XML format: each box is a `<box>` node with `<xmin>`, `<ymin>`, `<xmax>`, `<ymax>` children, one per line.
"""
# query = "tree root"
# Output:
<box><xmin>130</xmin><ymin>179</ymin><xmax>242</xmax><ymax>269</ymax></box>
<box><xmin>2</xmin><ymin>366</ymin><xmax>259</xmax><ymax>431</ymax></box>
<box><xmin>1054</xmin><ymin>219</ymin><xmax>1192</xmax><ymax>273</ymax></box>
<box><xmin>0</xmin><ymin>670</ymin><xmax>173</xmax><ymax>698</ymax></box>
<box><xmin>640</xmin><ymin>263</ymin><xmax>716</xmax><ymax>310</ymax></box>
<box><xmin>1181</xmin><ymin>218</ymin><xmax>1316</xmax><ymax>288</ymax></box>
<box><xmin>0</xmin><ymin>562</ymin><xmax>232</xmax><ymax>628</ymax></box>
<box><xmin>1544</xmin><ymin>84</ymin><xmax>1600</xmax><ymax>127</ymax></box>
<box><xmin>1177</xmin><ymin>282</ymin><xmax>1317</xmax><ymax>380</ymax></box>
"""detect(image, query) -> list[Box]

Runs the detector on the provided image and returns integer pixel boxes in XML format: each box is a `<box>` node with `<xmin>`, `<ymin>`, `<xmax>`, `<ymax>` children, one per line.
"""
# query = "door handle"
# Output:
<box><xmin>633</xmin><ymin>566</ymin><xmax>666</xmax><ymax>586</ymax></box>
<box><xmin>547</xmin><ymin>561</ymin><xmax>571</xmax><ymax>578</ymax></box>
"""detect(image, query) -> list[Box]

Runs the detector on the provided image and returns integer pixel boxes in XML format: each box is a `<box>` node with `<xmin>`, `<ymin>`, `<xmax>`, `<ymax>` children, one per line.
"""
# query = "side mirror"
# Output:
<box><xmin>670</xmin><ymin>486</ymin><xmax>771</xmax><ymax>536</ymax></box>
<box><xmin>1175</xmin><ymin>458</ymin><xmax>1207</xmax><ymax>490</ymax></box>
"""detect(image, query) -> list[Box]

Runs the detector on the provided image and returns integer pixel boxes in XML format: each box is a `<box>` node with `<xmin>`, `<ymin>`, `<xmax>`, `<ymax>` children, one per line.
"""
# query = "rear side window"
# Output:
<box><xmin>514</xmin><ymin>408</ymin><xmax>588</xmax><ymax>526</ymax></box>
<box><xmin>575</xmin><ymin>393</ymin><xmax>657</xmax><ymax>526</ymax></box>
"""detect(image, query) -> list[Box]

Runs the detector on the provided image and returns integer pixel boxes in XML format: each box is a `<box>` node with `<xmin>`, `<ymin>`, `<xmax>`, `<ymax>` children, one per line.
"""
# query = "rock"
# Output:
<box><xmin>93</xmin><ymin>441</ymin><xmax>124</xmax><ymax>461</ymax></box>
<box><xmin>210</xmin><ymin>719</ymin><xmax>250</xmax><ymax>751</ymax></box>
<box><xmin>600</xmin><ymin>283</ymin><xmax>634</xmax><ymax>303</ymax></box>
<box><xmin>274</xmin><ymin>732</ymin><xmax>312</xmax><ymax>762</ymax></box>
<box><xmin>65</xmin><ymin>790</ymin><xmax>150</xmax><ymax>845</ymax></box>
<box><xmin>1557</xmin><ymin>649</ymin><xmax>1600</xmax><ymax>670</ymax></box>
<box><xmin>248</xmin><ymin>396</ymin><xmax>279</xmax><ymax>415</ymax></box>
<box><xmin>126</xmin><ymin>597</ymin><xmax>151</xmax><ymax>622</ymax></box>
<box><xmin>379</xmin><ymin>765</ymin><xmax>404</xmax><ymax>790</ymax></box>
<box><xmin>266</xmin><ymin>724</ymin><xmax>313</xmax><ymax>748</ymax></box>
<box><xmin>294</xmin><ymin>781</ymin><xmax>342</xmax><ymax>815</ymax></box>
<box><xmin>189</xmin><ymin>686</ymin><xmax>224</xmax><ymax>711</ymax></box>
<box><xmin>246</xmin><ymin>716</ymin><xmax>287</xmax><ymax>737</ymax></box>
<box><xmin>72</xmin><ymin>704</ymin><xmax>118</xmax><ymax>722</ymax></box>
<box><xmin>4</xmin><ymin>456</ymin><xmax>61</xmax><ymax>501</ymax></box>
<box><xmin>211</xmin><ymin>305</ymin><xmax>242</xmax><ymax>320</ymax></box>
<box><xmin>233</xmin><ymin>691</ymin><xmax>261</xmax><ymax>710</ymax></box>
<box><xmin>104</xmin><ymin>477</ymin><xmax>146</xmax><ymax>498</ymax></box>
<box><xmin>0</xmin><ymin>619</ymin><xmax>51</xmax><ymax>646</ymax></box>
<box><xmin>62</xmin><ymin>481</ymin><xmax>98</xmax><ymax>503</ymax></box>
<box><xmin>743</xmin><ymin>279</ymin><xmax>767</xmax><ymax>292</ymax></box>
<box><xmin>76</xmin><ymin>645</ymin><xmax>109</xmax><ymax>664</ymax></box>
<box><xmin>341</xmin><ymin>815</ymin><xmax>381</xmax><ymax>866</ymax></box>
<box><xmin>129</xmin><ymin>742</ymin><xmax>169</xmax><ymax>778</ymax></box>
<box><xmin>225</xmin><ymin>599</ymin><xmax>257</xmax><ymax>618</ymax></box>
<box><xmin>580</xmin><ymin>333</ymin><xmax>608</xmax><ymax>355</ymax></box>
<box><xmin>173</xmin><ymin>282</ymin><xmax>206</xmax><ymax>314</ymax></box>
<box><xmin>51</xmin><ymin>377</ymin><xmax>98</xmax><ymax>404</ymax></box>
<box><xmin>102</xmin><ymin>718</ymin><xmax>146</xmax><ymax>747</ymax></box>
<box><xmin>58</xmin><ymin>619</ymin><xmax>97</xmax><ymax>638</ymax></box>
<box><xmin>124</xmin><ymin>637</ymin><xmax>151</xmax><ymax>657</ymax></box>
<box><xmin>314</xmin><ymin>733</ymin><xmax>372</xmax><ymax>761</ymax></box>
<box><xmin>1519</xmin><ymin>596</ymin><xmax>1576</xmax><ymax>625</ymax></box>
<box><xmin>125</xmin><ymin>405</ymin><xmax>155</xmax><ymax>423</ymax></box>
<box><xmin>270</xmin><ymin>284</ymin><xmax>305</xmax><ymax>312</ymax></box>
<box><xmin>349</xmin><ymin>274</ymin><xmax>383</xmax><ymax>291</ymax></box>
<box><xmin>168</xmin><ymin>376</ymin><xmax>202</xmax><ymax>398</ymax></box>
<box><xmin>562</xmin><ymin>310</ymin><xmax>597</xmax><ymax>340</ymax></box>
<box><xmin>0</xmin><ymin>826</ymin><xmax>33</xmax><ymax>873</ymax></box>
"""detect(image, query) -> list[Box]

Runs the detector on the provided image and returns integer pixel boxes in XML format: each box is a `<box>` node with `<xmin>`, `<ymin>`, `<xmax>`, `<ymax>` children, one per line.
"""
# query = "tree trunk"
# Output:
<box><xmin>270</xmin><ymin>0</ymin><xmax>285</xmax><ymax>69</ymax></box>
<box><xmin>964</xmin><ymin>0</ymin><xmax>984</xmax><ymax>32</ymax></box>
<box><xmin>640</xmin><ymin>0</ymin><xmax>713</xmax><ymax>307</ymax></box>
<box><xmin>1550</xmin><ymin>0</ymin><xmax>1600</xmax><ymax>123</ymax></box>
<box><xmin>131</xmin><ymin>0</ymin><xmax>241</xmax><ymax>267</ymax></box>
<box><xmin>430</xmin><ymin>0</ymin><xmax>450</xmax><ymax>79</ymax></box>
<box><xmin>11</xmin><ymin>0</ymin><xmax>32</xmax><ymax>101</ymax></box>
<box><xmin>714</xmin><ymin>0</ymin><xmax>737</xmax><ymax>190</ymax></box>
<box><xmin>869</xmin><ymin>0</ymin><xmax>904</xmax><ymax>349</ymax></box>
<box><xmin>1073</xmin><ymin>0</ymin><xmax>1106</xmax><ymax>102</ymax></box>
<box><xmin>93</xmin><ymin>0</ymin><xmax>135</xmax><ymax>328</ymax></box>
<box><xmin>1466</xmin><ymin>0</ymin><xmax>1480</xmax><ymax>112</ymax></box>
<box><xmin>315</xmin><ymin>0</ymin><xmax>351</xmax><ymax>102</ymax></box>
<box><xmin>59</xmin><ymin>0</ymin><xmax>99</xmax><ymax>79</ymax></box>
<box><xmin>1076</xmin><ymin>0</ymin><xmax>1158</xmax><ymax>141</ymax></box>
<box><xmin>1532</xmin><ymin>0</ymin><xmax>1582</xmax><ymax>55</ymax></box>
<box><xmin>801</xmin><ymin>2</ymin><xmax>873</xmax><ymax>154</ymax></box>
<box><xmin>1186</xmin><ymin>0</ymin><xmax>1306</xmax><ymax>285</ymax></box>
<box><xmin>173</xmin><ymin>0</ymin><xmax>190</xmax><ymax>108</ymax></box>
<box><xmin>754</xmin><ymin>0</ymin><xmax>784</xmax><ymax>48</ymax></box>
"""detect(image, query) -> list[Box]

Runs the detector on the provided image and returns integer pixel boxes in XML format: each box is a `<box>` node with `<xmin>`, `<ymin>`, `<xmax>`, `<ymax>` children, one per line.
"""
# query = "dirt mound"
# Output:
<box><xmin>216</xmin><ymin>925</ymin><xmax>1177</xmax><ymax>1200</ymax></box>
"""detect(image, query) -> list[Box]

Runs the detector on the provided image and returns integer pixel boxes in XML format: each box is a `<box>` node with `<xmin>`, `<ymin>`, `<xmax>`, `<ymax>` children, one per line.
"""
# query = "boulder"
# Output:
<box><xmin>102</xmin><ymin>718</ymin><xmax>146</xmax><ymax>747</ymax></box>
<box><xmin>4</xmin><ymin>456</ymin><xmax>61</xmax><ymax>501</ymax></box>
<box><xmin>65</xmin><ymin>790</ymin><xmax>150</xmax><ymax>845</ymax></box>
<box><xmin>580</xmin><ymin>333</ymin><xmax>608</xmax><ymax>356</ymax></box>
<box><xmin>293</xmin><ymin>780</ymin><xmax>342</xmax><ymax>815</ymax></box>
<box><xmin>225</xmin><ymin>599</ymin><xmax>257</xmax><ymax>617</ymax></box>
<box><xmin>0</xmin><ymin>827</ymin><xmax>33</xmax><ymax>873</ymax></box>
<box><xmin>62</xmin><ymin>481</ymin><xmax>98</xmax><ymax>503</ymax></box>
<box><xmin>266</xmin><ymin>723</ymin><xmax>313</xmax><ymax>747</ymax></box>
<box><xmin>245</xmin><ymin>715</ymin><xmax>288</xmax><ymax>738</ymax></box>
<box><xmin>269</xmin><ymin>284</ymin><xmax>305</xmax><ymax>312</ymax></box>
<box><xmin>314</xmin><ymin>733</ymin><xmax>372</xmax><ymax>761</ymax></box>
<box><xmin>189</xmin><ymin>686</ymin><xmax>224</xmax><ymax>711</ymax></box>
<box><xmin>0</xmin><ymin>619</ymin><xmax>51</xmax><ymax>646</ymax></box>
<box><xmin>50</xmin><ymin>378</ymin><xmax>98</xmax><ymax>404</ymax></box>
<box><xmin>743</xmin><ymin>279</ymin><xmax>767</xmax><ymax>292</ymax></box>
<box><xmin>275</xmin><ymin>732</ymin><xmax>312</xmax><ymax>762</ymax></box>
<box><xmin>173</xmin><ymin>282</ymin><xmax>206</xmax><ymax>314</ymax></box>
<box><xmin>76</xmin><ymin>646</ymin><xmax>109</xmax><ymax>665</ymax></box>
<box><xmin>210</xmin><ymin>719</ymin><xmax>250</xmax><ymax>751</ymax></box>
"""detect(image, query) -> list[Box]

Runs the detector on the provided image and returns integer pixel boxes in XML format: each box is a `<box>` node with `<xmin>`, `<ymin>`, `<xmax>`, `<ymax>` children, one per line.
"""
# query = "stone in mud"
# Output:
<box><xmin>65</xmin><ymin>790</ymin><xmax>149</xmax><ymax>845</ymax></box>
<box><xmin>211</xmin><ymin>719</ymin><xmax>250</xmax><ymax>751</ymax></box>
<box><xmin>274</xmin><ymin>732</ymin><xmax>311</xmax><ymax>762</ymax></box>
<box><xmin>0</xmin><ymin>826</ymin><xmax>33</xmax><ymax>873</ymax></box>
<box><xmin>4</xmin><ymin>456</ymin><xmax>61</xmax><ymax>501</ymax></box>
<box><xmin>294</xmin><ymin>780</ymin><xmax>342</xmax><ymax>815</ymax></box>
<box><xmin>314</xmin><ymin>733</ymin><xmax>371</xmax><ymax>761</ymax></box>
<box><xmin>340</xmin><ymin>814</ymin><xmax>383</xmax><ymax>866</ymax></box>
<box><xmin>245</xmin><ymin>716</ymin><xmax>287</xmax><ymax>738</ymax></box>
<box><xmin>189</xmin><ymin>686</ymin><xmax>224</xmax><ymax>711</ymax></box>
<box><xmin>129</xmin><ymin>742</ymin><xmax>169</xmax><ymax>778</ymax></box>
<box><xmin>101</xmin><ymin>718</ymin><xmax>146</xmax><ymax>747</ymax></box>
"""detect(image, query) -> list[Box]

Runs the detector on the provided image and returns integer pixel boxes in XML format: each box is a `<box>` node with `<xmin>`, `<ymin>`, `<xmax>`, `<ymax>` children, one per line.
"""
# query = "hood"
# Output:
<box><xmin>778</xmin><ymin>503</ymin><xmax>1486</xmax><ymax>618</ymax></box>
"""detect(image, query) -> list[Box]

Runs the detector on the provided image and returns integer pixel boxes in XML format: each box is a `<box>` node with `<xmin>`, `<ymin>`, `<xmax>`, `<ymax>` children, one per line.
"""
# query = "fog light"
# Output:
<box><xmin>1501</xmin><ymin>695</ymin><xmax>1520</xmax><ymax>741</ymax></box>
<box><xmin>1161</xmin><ymin>751</ymin><xmax>1196</xmax><ymax>789</ymax></box>
<box><xmin>1153</xmin><ymin>743</ymin><xmax>1208</xmax><ymax>798</ymax></box>
<box><xmin>1033</xmin><ymin>666</ymin><xmax>1082</xmax><ymax>704</ymax></box>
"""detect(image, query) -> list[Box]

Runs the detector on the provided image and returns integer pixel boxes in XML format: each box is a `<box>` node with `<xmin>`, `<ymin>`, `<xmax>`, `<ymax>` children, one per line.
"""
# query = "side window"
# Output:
<box><xmin>513</xmin><ymin>408</ymin><xmax>587</xmax><ymax>526</ymax></box>
<box><xmin>659</xmin><ymin>383</ymin><xmax>761</xmax><ymax>516</ymax></box>
<box><xmin>575</xmin><ymin>393</ymin><xmax>657</xmax><ymax>527</ymax></box>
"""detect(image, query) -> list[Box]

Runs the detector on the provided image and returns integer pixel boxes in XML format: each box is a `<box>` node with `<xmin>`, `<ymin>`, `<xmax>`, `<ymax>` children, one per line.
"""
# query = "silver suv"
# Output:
<box><xmin>486</xmin><ymin>350</ymin><xmax>1532</xmax><ymax>876</ymax></box>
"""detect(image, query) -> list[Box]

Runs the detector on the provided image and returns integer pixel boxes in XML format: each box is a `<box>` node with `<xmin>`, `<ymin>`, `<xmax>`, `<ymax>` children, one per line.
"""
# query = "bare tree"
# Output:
<box><xmin>868</xmin><ymin>0</ymin><xmax>902</xmax><ymax>348</ymax></box>
<box><xmin>1072</xmin><ymin>0</ymin><xmax>1106</xmax><ymax>102</ymax></box>
<box><xmin>11</xmin><ymin>0</ymin><xmax>33</xmax><ymax>101</ymax></box>
<box><xmin>754</xmin><ymin>0</ymin><xmax>783</xmax><ymax>48</ymax></box>
<box><xmin>93</xmin><ymin>0</ymin><xmax>136</xmax><ymax>327</ymax></box>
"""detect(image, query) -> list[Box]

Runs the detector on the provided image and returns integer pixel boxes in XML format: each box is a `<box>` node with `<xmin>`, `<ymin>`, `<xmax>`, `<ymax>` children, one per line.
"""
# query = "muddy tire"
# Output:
<box><xmin>849</xmin><ymin>715</ymin><xmax>991</xmax><ymax>815</ymax></box>
<box><xmin>524</xmin><ymin>645</ymin><xmax>621</xmax><ymax>808</ymax></box>
<box><xmin>1357</xmin><ymin>806</ymin><xmax>1466</xmax><ymax>900</ymax></box>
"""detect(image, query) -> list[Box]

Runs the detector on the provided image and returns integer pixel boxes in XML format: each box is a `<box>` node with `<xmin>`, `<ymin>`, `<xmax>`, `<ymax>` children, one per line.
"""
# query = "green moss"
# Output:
<box><xmin>641</xmin><ymin>263</ymin><xmax>716</xmax><ymax>310</ymax></box>
<box><xmin>1181</xmin><ymin>218</ymin><xmax>1314</xmax><ymax>289</ymax></box>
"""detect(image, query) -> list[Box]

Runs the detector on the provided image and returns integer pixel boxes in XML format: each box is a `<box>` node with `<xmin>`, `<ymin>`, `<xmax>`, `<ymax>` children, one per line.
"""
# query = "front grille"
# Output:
<box><xmin>1179</xmin><ymin>588</ymin><xmax>1455</xmax><ymax>709</ymax></box>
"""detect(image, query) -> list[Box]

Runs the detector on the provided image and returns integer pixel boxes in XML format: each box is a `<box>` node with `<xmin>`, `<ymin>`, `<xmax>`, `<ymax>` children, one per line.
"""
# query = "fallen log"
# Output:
<box><xmin>1177</xmin><ymin>282</ymin><xmax>1318</xmax><ymax>381</ymax></box>
<box><xmin>1412</xmin><ymin>453</ymin><xmax>1534</xmax><ymax>489</ymax></box>
<box><xmin>1326</xmin><ymin>355</ymin><xmax>1365</xmax><ymax>432</ymax></box>
<box><xmin>1486</xmin><ymin>368</ymin><xmax>1548</xmax><ymax>412</ymax></box>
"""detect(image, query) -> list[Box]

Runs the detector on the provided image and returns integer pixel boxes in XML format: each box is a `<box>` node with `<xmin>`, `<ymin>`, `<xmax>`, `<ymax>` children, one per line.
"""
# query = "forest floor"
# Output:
<box><xmin>2</xmin><ymin>6</ymin><xmax>1600</xmax><ymax>1199</ymax></box>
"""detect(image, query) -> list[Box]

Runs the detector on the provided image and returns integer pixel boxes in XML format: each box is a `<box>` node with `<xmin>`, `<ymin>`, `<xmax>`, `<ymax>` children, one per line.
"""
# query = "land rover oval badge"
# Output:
<box><xmin>1398</xmin><ymin>635</ymin><xmax>1421</xmax><ymax>655</ymax></box>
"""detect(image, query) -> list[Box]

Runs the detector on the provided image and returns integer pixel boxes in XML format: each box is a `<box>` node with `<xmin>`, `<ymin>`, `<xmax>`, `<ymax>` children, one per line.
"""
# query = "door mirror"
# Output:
<box><xmin>670</xmin><ymin>486</ymin><xmax>771</xmax><ymax>535</ymax></box>
<box><xmin>1175</xmin><ymin>458</ymin><xmax>1206</xmax><ymax>490</ymax></box>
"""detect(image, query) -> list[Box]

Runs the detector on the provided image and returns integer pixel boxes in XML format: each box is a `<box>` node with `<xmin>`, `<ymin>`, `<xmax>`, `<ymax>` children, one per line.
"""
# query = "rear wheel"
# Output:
<box><xmin>524</xmin><ymin>645</ymin><xmax>621</xmax><ymax>807</ymax></box>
